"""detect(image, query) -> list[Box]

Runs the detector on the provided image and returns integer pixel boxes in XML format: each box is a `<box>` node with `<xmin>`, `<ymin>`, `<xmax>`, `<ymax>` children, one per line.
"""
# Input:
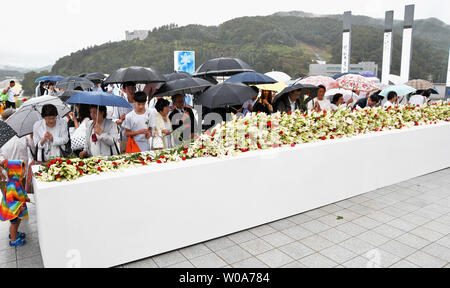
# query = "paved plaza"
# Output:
<box><xmin>1</xmin><ymin>169</ymin><xmax>450</xmax><ymax>268</ymax></box>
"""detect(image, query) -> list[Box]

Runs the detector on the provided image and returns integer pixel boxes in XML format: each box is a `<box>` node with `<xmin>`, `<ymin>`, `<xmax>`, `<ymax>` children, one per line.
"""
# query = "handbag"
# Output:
<box><xmin>71</xmin><ymin>126</ymin><xmax>87</xmax><ymax>151</ymax></box>
<box><xmin>126</xmin><ymin>137</ymin><xmax>141</xmax><ymax>154</ymax></box>
<box><xmin>151</xmin><ymin>127</ymin><xmax>164</xmax><ymax>150</ymax></box>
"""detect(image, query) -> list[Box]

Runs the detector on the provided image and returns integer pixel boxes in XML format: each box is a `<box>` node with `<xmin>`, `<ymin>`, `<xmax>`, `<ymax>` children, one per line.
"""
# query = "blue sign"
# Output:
<box><xmin>174</xmin><ymin>51</ymin><xmax>195</xmax><ymax>75</ymax></box>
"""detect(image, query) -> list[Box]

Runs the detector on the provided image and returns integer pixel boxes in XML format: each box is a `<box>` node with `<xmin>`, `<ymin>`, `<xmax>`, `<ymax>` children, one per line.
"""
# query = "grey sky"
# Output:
<box><xmin>1</xmin><ymin>0</ymin><xmax>448</xmax><ymax>68</ymax></box>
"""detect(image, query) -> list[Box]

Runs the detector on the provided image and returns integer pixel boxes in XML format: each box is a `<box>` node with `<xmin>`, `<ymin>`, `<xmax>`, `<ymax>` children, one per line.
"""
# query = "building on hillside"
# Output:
<box><xmin>125</xmin><ymin>30</ymin><xmax>149</xmax><ymax>41</ymax></box>
<box><xmin>309</xmin><ymin>62</ymin><xmax>378</xmax><ymax>77</ymax></box>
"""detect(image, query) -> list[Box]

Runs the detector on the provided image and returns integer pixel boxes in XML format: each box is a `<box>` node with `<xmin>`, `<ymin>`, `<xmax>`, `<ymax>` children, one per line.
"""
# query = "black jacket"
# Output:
<box><xmin>169</xmin><ymin>107</ymin><xmax>195</xmax><ymax>139</ymax></box>
<box><xmin>274</xmin><ymin>97</ymin><xmax>302</xmax><ymax>113</ymax></box>
<box><xmin>353</xmin><ymin>98</ymin><xmax>369</xmax><ymax>109</ymax></box>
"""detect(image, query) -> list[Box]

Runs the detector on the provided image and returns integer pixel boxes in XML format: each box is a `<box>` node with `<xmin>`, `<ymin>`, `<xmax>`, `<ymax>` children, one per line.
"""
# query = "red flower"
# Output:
<box><xmin>78</xmin><ymin>162</ymin><xmax>84</xmax><ymax>166</ymax></box>
<box><xmin>183</xmin><ymin>150</ymin><xmax>188</xmax><ymax>154</ymax></box>
<box><xmin>182</xmin><ymin>157</ymin><xmax>187</xmax><ymax>161</ymax></box>
<box><xmin>330</xmin><ymin>136</ymin><xmax>335</xmax><ymax>140</ymax></box>
<box><xmin>97</xmin><ymin>167</ymin><xmax>102</xmax><ymax>172</ymax></box>
<box><xmin>279</xmin><ymin>131</ymin><xmax>284</xmax><ymax>135</ymax></box>
<box><xmin>291</xmin><ymin>143</ymin><xmax>296</xmax><ymax>147</ymax></box>
<box><xmin>66</xmin><ymin>159</ymin><xmax>72</xmax><ymax>165</ymax></box>
<box><xmin>267</xmin><ymin>121</ymin><xmax>272</xmax><ymax>128</ymax></box>
<box><xmin>56</xmin><ymin>174</ymin><xmax>61</xmax><ymax>179</ymax></box>
<box><xmin>160</xmin><ymin>155</ymin><xmax>165</xmax><ymax>159</ymax></box>
<box><xmin>321</xmin><ymin>137</ymin><xmax>327</xmax><ymax>140</ymax></box>
<box><xmin>156</xmin><ymin>160</ymin><xmax>162</xmax><ymax>164</ymax></box>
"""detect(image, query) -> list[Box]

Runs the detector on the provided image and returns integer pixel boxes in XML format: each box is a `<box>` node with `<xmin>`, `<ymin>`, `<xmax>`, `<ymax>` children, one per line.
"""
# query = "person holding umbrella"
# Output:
<box><xmin>32</xmin><ymin>104</ymin><xmax>70</xmax><ymax>162</ymax></box>
<box><xmin>112</xmin><ymin>82</ymin><xmax>136</xmax><ymax>153</ymax></box>
<box><xmin>1</xmin><ymin>109</ymin><xmax>35</xmax><ymax>193</ymax></box>
<box><xmin>409</xmin><ymin>90</ymin><xmax>431</xmax><ymax>106</ymax></box>
<box><xmin>353</xmin><ymin>93</ymin><xmax>381</xmax><ymax>110</ymax></box>
<box><xmin>169</xmin><ymin>94</ymin><xmax>195</xmax><ymax>143</ymax></box>
<box><xmin>151</xmin><ymin>99</ymin><xmax>174</xmax><ymax>150</ymax></box>
<box><xmin>383</xmin><ymin>92</ymin><xmax>398</xmax><ymax>108</ymax></box>
<box><xmin>79</xmin><ymin>106</ymin><xmax>120</xmax><ymax>158</ymax></box>
<box><xmin>253</xmin><ymin>90</ymin><xmax>274</xmax><ymax>115</ymax></box>
<box><xmin>275</xmin><ymin>90</ymin><xmax>302</xmax><ymax>113</ymax></box>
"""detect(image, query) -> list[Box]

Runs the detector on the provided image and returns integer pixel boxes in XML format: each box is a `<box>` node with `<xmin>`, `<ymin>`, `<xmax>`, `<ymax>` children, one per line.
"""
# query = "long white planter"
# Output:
<box><xmin>33</xmin><ymin>123</ymin><xmax>450</xmax><ymax>268</ymax></box>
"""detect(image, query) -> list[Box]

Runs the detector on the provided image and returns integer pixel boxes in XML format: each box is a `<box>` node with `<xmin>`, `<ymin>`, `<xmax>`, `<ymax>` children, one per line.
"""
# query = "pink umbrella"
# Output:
<box><xmin>337</xmin><ymin>74</ymin><xmax>379</xmax><ymax>92</ymax></box>
<box><xmin>296</xmin><ymin>76</ymin><xmax>339</xmax><ymax>91</ymax></box>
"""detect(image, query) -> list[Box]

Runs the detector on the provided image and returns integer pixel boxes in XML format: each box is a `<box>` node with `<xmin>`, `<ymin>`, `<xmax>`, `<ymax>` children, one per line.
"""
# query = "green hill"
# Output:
<box><xmin>22</xmin><ymin>13</ymin><xmax>450</xmax><ymax>95</ymax></box>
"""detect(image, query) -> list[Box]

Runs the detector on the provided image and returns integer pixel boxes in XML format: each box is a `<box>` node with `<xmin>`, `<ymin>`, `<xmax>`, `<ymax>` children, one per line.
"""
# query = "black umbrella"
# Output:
<box><xmin>195</xmin><ymin>82</ymin><xmax>258</xmax><ymax>109</ymax></box>
<box><xmin>195</xmin><ymin>75</ymin><xmax>219</xmax><ymax>85</ymax></box>
<box><xmin>104</xmin><ymin>66</ymin><xmax>166</xmax><ymax>84</ymax></box>
<box><xmin>164</xmin><ymin>71</ymin><xmax>192</xmax><ymax>81</ymax></box>
<box><xmin>55</xmin><ymin>90</ymin><xmax>79</xmax><ymax>102</ymax></box>
<box><xmin>153</xmin><ymin>78</ymin><xmax>213</xmax><ymax>97</ymax></box>
<box><xmin>225</xmin><ymin>72</ymin><xmax>277</xmax><ymax>85</ymax></box>
<box><xmin>56</xmin><ymin>76</ymin><xmax>95</xmax><ymax>91</ymax></box>
<box><xmin>194</xmin><ymin>57</ymin><xmax>254</xmax><ymax>77</ymax></box>
<box><xmin>84</xmin><ymin>73</ymin><xmax>107</xmax><ymax>81</ymax></box>
<box><xmin>0</xmin><ymin>121</ymin><xmax>17</xmax><ymax>149</ymax></box>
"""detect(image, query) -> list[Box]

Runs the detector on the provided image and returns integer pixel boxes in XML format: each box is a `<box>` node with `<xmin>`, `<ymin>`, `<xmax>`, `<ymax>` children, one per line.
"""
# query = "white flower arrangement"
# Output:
<box><xmin>36</xmin><ymin>102</ymin><xmax>450</xmax><ymax>182</ymax></box>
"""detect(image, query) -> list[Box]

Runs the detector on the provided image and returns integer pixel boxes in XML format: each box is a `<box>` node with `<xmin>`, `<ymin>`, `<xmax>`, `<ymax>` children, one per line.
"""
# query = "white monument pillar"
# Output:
<box><xmin>381</xmin><ymin>11</ymin><xmax>394</xmax><ymax>85</ymax></box>
<box><xmin>341</xmin><ymin>11</ymin><xmax>352</xmax><ymax>73</ymax></box>
<box><xmin>400</xmin><ymin>5</ymin><xmax>415</xmax><ymax>83</ymax></box>
<box><xmin>446</xmin><ymin>48</ymin><xmax>450</xmax><ymax>100</ymax></box>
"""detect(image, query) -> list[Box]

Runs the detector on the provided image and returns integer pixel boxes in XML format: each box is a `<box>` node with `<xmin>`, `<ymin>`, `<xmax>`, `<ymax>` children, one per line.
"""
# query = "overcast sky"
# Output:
<box><xmin>1</xmin><ymin>0</ymin><xmax>448</xmax><ymax>68</ymax></box>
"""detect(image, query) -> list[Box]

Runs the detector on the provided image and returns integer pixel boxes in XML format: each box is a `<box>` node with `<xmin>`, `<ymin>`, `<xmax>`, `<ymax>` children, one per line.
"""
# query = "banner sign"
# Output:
<box><xmin>174</xmin><ymin>51</ymin><xmax>195</xmax><ymax>75</ymax></box>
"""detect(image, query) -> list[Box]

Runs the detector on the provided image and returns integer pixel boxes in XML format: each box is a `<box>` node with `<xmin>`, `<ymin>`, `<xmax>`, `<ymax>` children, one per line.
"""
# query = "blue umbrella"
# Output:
<box><xmin>225</xmin><ymin>72</ymin><xmax>277</xmax><ymax>85</ymax></box>
<box><xmin>379</xmin><ymin>85</ymin><xmax>416</xmax><ymax>97</ymax></box>
<box><xmin>67</xmin><ymin>92</ymin><xmax>132</xmax><ymax>108</ymax></box>
<box><xmin>360</xmin><ymin>72</ymin><xmax>377</xmax><ymax>78</ymax></box>
<box><xmin>35</xmin><ymin>75</ymin><xmax>64</xmax><ymax>83</ymax></box>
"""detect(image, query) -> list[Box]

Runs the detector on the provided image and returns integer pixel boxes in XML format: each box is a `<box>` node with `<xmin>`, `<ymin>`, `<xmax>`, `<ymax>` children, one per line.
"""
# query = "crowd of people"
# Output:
<box><xmin>1</xmin><ymin>80</ymin><xmax>440</xmax><ymax>166</ymax></box>
<box><xmin>0</xmin><ymin>75</ymin><xmax>443</xmax><ymax>248</ymax></box>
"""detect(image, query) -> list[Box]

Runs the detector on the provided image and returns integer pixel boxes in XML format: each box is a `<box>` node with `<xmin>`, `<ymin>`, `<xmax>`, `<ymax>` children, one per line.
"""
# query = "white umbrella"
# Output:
<box><xmin>6</xmin><ymin>96</ymin><xmax>71</xmax><ymax>137</ymax></box>
<box><xmin>265</xmin><ymin>71</ymin><xmax>291</xmax><ymax>84</ymax></box>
